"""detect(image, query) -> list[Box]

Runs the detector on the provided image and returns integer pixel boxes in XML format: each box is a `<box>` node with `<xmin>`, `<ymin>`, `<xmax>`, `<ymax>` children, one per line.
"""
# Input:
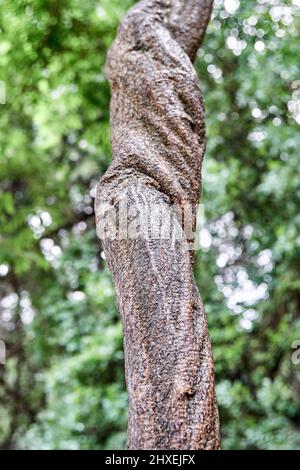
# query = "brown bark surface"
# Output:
<box><xmin>95</xmin><ymin>0</ymin><xmax>220</xmax><ymax>450</ymax></box>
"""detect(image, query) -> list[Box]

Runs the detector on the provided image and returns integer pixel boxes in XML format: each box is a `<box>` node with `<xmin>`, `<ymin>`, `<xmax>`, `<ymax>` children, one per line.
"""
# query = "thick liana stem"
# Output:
<box><xmin>95</xmin><ymin>0</ymin><xmax>220</xmax><ymax>449</ymax></box>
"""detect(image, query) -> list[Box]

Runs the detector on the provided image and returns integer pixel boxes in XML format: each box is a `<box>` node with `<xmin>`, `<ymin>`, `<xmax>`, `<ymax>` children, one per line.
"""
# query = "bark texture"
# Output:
<box><xmin>95</xmin><ymin>0</ymin><xmax>220</xmax><ymax>450</ymax></box>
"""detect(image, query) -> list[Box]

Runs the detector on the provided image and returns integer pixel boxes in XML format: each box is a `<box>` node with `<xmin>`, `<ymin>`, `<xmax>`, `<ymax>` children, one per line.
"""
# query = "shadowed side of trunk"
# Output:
<box><xmin>95</xmin><ymin>0</ymin><xmax>220</xmax><ymax>450</ymax></box>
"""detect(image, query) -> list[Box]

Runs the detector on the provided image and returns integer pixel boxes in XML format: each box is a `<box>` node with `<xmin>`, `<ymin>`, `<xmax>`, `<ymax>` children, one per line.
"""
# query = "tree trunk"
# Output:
<box><xmin>95</xmin><ymin>0</ymin><xmax>220</xmax><ymax>450</ymax></box>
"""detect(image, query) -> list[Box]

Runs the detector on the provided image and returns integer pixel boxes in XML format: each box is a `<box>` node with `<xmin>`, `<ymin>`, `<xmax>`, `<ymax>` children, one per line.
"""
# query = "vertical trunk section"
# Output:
<box><xmin>95</xmin><ymin>0</ymin><xmax>220</xmax><ymax>450</ymax></box>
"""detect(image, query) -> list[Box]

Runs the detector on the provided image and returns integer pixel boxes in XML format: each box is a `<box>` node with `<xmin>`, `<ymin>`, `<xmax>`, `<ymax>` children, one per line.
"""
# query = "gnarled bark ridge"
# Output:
<box><xmin>95</xmin><ymin>0</ymin><xmax>220</xmax><ymax>449</ymax></box>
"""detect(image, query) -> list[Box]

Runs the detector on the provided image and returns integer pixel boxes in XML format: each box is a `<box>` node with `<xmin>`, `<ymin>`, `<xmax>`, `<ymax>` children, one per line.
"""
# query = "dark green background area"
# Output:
<box><xmin>0</xmin><ymin>0</ymin><xmax>299</xmax><ymax>449</ymax></box>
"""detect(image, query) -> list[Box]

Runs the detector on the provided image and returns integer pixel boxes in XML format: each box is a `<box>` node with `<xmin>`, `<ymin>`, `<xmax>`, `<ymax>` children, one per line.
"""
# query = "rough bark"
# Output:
<box><xmin>95</xmin><ymin>0</ymin><xmax>220</xmax><ymax>450</ymax></box>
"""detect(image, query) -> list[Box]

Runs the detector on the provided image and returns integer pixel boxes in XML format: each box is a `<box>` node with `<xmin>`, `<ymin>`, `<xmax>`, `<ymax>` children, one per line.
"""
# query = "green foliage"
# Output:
<box><xmin>0</xmin><ymin>0</ymin><xmax>300</xmax><ymax>449</ymax></box>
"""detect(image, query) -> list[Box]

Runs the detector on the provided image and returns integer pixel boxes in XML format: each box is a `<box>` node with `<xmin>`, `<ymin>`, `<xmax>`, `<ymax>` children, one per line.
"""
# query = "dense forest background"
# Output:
<box><xmin>1</xmin><ymin>0</ymin><xmax>300</xmax><ymax>450</ymax></box>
